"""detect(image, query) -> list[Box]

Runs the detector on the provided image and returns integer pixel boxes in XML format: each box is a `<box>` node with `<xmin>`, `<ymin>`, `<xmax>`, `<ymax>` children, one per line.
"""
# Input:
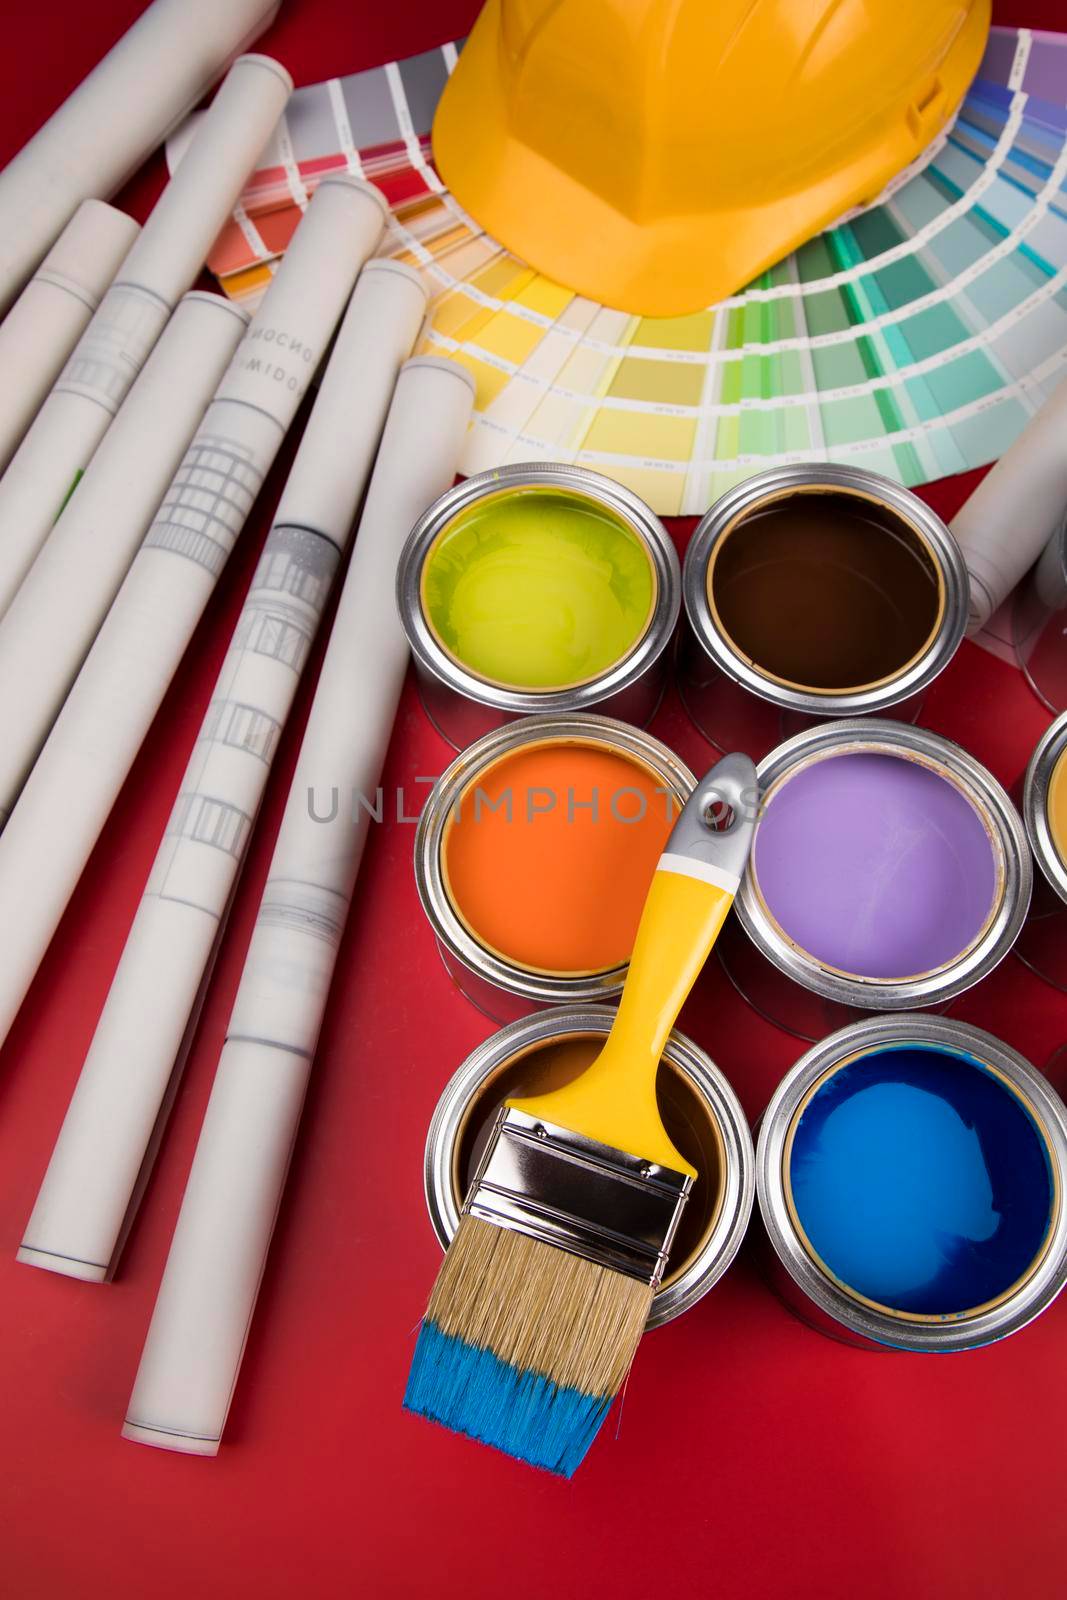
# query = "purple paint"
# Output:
<box><xmin>753</xmin><ymin>753</ymin><xmax>998</xmax><ymax>979</ymax></box>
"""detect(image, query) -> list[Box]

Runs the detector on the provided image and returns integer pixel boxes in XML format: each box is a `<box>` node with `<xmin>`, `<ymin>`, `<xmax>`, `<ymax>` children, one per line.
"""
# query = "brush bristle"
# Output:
<box><xmin>404</xmin><ymin>1215</ymin><xmax>653</xmax><ymax>1476</ymax></box>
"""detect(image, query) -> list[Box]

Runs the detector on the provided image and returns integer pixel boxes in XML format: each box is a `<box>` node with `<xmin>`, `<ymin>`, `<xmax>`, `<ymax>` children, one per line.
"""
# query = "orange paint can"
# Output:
<box><xmin>415</xmin><ymin>715</ymin><xmax>696</xmax><ymax>1020</ymax></box>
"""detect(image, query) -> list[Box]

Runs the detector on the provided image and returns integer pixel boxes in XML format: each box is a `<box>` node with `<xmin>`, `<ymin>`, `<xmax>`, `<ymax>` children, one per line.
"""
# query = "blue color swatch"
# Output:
<box><xmin>788</xmin><ymin>1046</ymin><xmax>1053</xmax><ymax>1316</ymax></box>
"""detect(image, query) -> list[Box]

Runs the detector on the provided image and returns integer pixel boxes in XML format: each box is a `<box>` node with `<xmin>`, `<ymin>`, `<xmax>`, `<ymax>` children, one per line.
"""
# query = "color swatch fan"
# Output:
<box><xmin>173</xmin><ymin>25</ymin><xmax>1067</xmax><ymax>518</ymax></box>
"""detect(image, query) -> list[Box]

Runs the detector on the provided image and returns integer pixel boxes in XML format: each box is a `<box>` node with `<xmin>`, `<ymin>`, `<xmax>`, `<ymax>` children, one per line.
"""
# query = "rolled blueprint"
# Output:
<box><xmin>952</xmin><ymin>374</ymin><xmax>1067</xmax><ymax>632</ymax></box>
<box><xmin>0</xmin><ymin>176</ymin><xmax>387</xmax><ymax>1049</ymax></box>
<box><xmin>0</xmin><ymin>54</ymin><xmax>292</xmax><ymax>620</ymax></box>
<box><xmin>0</xmin><ymin>0</ymin><xmax>281</xmax><ymax>312</ymax></box>
<box><xmin>0</xmin><ymin>201</ymin><xmax>139</xmax><ymax>474</ymax></box>
<box><xmin>18</xmin><ymin>261</ymin><xmax>428</xmax><ymax>1284</ymax></box>
<box><xmin>0</xmin><ymin>293</ymin><xmax>249</xmax><ymax>824</ymax></box>
<box><xmin>122</xmin><ymin>356</ymin><xmax>474</xmax><ymax>1455</ymax></box>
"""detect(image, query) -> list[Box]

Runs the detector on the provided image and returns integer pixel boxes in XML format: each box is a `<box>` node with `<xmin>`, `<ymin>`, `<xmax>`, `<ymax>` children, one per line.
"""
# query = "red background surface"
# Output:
<box><xmin>2</xmin><ymin>3</ymin><xmax>1067</xmax><ymax>1595</ymax></box>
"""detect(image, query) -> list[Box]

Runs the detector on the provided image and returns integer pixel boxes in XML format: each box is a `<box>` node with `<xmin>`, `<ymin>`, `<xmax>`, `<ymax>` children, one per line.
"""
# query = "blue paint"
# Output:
<box><xmin>404</xmin><ymin>1319</ymin><xmax>610</xmax><ymax>1477</ymax></box>
<box><xmin>788</xmin><ymin>1046</ymin><xmax>1053</xmax><ymax>1316</ymax></box>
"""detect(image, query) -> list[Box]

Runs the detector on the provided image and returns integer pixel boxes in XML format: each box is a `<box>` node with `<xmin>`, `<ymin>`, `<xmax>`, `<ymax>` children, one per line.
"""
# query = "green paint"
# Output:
<box><xmin>421</xmin><ymin>487</ymin><xmax>656</xmax><ymax>691</ymax></box>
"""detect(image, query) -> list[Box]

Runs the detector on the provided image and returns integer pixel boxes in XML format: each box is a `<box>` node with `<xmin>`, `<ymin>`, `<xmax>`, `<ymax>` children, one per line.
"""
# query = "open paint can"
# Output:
<box><xmin>1013</xmin><ymin>514</ymin><xmax>1067</xmax><ymax>714</ymax></box>
<box><xmin>723</xmin><ymin>719</ymin><xmax>1031</xmax><ymax>1040</ymax></box>
<box><xmin>1016</xmin><ymin>711</ymin><xmax>1067</xmax><ymax>991</ymax></box>
<box><xmin>423</xmin><ymin>1006</ymin><xmax>754</xmax><ymax>1329</ymax></box>
<box><xmin>415</xmin><ymin>715</ymin><xmax>696</xmax><ymax>1021</ymax></box>
<box><xmin>397</xmin><ymin>463</ymin><xmax>680</xmax><ymax>749</ymax></box>
<box><xmin>757</xmin><ymin>1015</ymin><xmax>1067</xmax><ymax>1351</ymax></box>
<box><xmin>680</xmin><ymin>465</ymin><xmax>968</xmax><ymax>753</ymax></box>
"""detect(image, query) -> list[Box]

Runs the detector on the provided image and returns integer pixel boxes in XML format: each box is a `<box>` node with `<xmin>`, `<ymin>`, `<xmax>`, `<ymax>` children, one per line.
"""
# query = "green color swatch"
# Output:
<box><xmin>421</xmin><ymin>487</ymin><xmax>656</xmax><ymax>691</ymax></box>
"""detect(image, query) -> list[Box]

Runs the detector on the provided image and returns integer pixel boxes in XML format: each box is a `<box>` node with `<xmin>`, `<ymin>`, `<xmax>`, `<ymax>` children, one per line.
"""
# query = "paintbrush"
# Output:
<box><xmin>404</xmin><ymin>750</ymin><xmax>758</xmax><ymax>1475</ymax></box>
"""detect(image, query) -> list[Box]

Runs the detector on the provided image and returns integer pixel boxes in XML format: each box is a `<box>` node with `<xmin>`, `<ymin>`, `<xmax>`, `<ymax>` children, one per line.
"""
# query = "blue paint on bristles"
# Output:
<box><xmin>404</xmin><ymin>1320</ymin><xmax>611</xmax><ymax>1478</ymax></box>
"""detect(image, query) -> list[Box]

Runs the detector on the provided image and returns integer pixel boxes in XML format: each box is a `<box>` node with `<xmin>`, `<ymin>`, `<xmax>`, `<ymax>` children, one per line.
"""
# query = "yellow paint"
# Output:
<box><xmin>1050</xmin><ymin>746</ymin><xmax>1067</xmax><ymax>865</ymax></box>
<box><xmin>421</xmin><ymin>485</ymin><xmax>656</xmax><ymax>690</ymax></box>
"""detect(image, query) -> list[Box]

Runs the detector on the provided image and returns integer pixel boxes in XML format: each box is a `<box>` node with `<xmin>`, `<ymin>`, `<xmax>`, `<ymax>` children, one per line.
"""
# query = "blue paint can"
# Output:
<box><xmin>757</xmin><ymin>1016</ymin><xmax>1067</xmax><ymax>1350</ymax></box>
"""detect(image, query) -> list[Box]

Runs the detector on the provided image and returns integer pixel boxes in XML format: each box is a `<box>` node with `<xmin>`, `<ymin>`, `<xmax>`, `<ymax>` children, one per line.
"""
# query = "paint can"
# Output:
<box><xmin>415</xmin><ymin>714</ymin><xmax>696</xmax><ymax>1022</ymax></box>
<box><xmin>757</xmin><ymin>1014</ymin><xmax>1067</xmax><ymax>1351</ymax></box>
<box><xmin>397</xmin><ymin>463</ymin><xmax>680</xmax><ymax>749</ymax></box>
<box><xmin>1013</xmin><ymin>513</ymin><xmax>1067</xmax><ymax>714</ymax></box>
<box><xmin>680</xmin><ymin>465</ymin><xmax>969</xmax><ymax>753</ymax></box>
<box><xmin>423</xmin><ymin>1006</ymin><xmax>754</xmax><ymax>1329</ymax></box>
<box><xmin>1016</xmin><ymin>711</ymin><xmax>1067</xmax><ymax>992</ymax></box>
<box><xmin>722</xmin><ymin>719</ymin><xmax>1031</xmax><ymax>1040</ymax></box>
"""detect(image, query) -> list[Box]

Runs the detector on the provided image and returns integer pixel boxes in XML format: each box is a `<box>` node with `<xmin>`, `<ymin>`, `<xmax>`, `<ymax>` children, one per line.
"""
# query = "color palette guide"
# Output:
<box><xmin>172</xmin><ymin>24</ymin><xmax>1067</xmax><ymax>534</ymax></box>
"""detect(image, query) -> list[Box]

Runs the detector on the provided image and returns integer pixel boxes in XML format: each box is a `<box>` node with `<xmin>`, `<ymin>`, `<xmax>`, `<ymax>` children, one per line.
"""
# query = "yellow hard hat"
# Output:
<box><xmin>432</xmin><ymin>0</ymin><xmax>991</xmax><ymax>316</ymax></box>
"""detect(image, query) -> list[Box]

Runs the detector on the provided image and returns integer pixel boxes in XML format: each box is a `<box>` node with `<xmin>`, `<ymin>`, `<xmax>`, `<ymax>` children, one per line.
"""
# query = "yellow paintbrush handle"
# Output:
<box><xmin>510</xmin><ymin>753</ymin><xmax>757</xmax><ymax>1175</ymax></box>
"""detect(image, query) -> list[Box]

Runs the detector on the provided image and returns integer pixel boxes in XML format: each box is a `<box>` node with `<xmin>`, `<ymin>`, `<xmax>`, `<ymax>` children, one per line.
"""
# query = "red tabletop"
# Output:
<box><xmin>2</xmin><ymin>3</ymin><xmax>1066</xmax><ymax>1596</ymax></box>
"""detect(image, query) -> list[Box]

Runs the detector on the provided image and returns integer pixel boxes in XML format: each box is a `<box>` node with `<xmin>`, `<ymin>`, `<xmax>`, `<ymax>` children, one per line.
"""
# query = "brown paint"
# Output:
<box><xmin>453</xmin><ymin>1034</ymin><xmax>724</xmax><ymax>1288</ymax></box>
<box><xmin>707</xmin><ymin>488</ymin><xmax>944</xmax><ymax>692</ymax></box>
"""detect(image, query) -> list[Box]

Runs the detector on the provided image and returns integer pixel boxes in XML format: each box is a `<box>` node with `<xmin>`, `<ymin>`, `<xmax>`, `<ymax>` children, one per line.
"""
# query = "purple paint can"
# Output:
<box><xmin>725</xmin><ymin>720</ymin><xmax>1031</xmax><ymax>1039</ymax></box>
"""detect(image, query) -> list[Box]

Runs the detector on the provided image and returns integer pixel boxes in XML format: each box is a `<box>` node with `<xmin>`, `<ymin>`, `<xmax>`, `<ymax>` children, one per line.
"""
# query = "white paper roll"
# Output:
<box><xmin>0</xmin><ymin>177</ymin><xmax>387</xmax><ymax>1051</ymax></box>
<box><xmin>0</xmin><ymin>293</ymin><xmax>250</xmax><ymax>824</ymax></box>
<box><xmin>0</xmin><ymin>201</ymin><xmax>140</xmax><ymax>474</ymax></box>
<box><xmin>0</xmin><ymin>0</ymin><xmax>281</xmax><ymax>313</ymax></box>
<box><xmin>951</xmin><ymin>375</ymin><xmax>1067</xmax><ymax>632</ymax></box>
<box><xmin>0</xmin><ymin>54</ymin><xmax>292</xmax><ymax>621</ymax></box>
<box><xmin>18</xmin><ymin>261</ymin><xmax>428</xmax><ymax>1285</ymax></box>
<box><xmin>122</xmin><ymin>356</ymin><xmax>474</xmax><ymax>1455</ymax></box>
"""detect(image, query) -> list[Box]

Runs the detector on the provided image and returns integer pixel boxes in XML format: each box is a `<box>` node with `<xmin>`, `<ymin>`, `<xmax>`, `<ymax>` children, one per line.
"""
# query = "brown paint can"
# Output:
<box><xmin>680</xmin><ymin>465</ymin><xmax>969</xmax><ymax>754</ymax></box>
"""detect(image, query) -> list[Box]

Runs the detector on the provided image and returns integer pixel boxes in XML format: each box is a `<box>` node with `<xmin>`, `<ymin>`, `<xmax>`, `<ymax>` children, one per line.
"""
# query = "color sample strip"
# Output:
<box><xmin>177</xmin><ymin>26</ymin><xmax>1067</xmax><ymax>524</ymax></box>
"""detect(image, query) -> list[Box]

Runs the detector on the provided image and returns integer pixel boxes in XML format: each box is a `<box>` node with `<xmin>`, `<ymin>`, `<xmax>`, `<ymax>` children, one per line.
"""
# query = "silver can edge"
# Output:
<box><xmin>756</xmin><ymin>1012</ymin><xmax>1067</xmax><ymax>1351</ymax></box>
<box><xmin>682</xmin><ymin>463</ymin><xmax>969</xmax><ymax>716</ymax></box>
<box><xmin>396</xmin><ymin>461</ymin><xmax>681</xmax><ymax>718</ymax></box>
<box><xmin>423</xmin><ymin>1005</ymin><xmax>755</xmax><ymax>1330</ymax></box>
<box><xmin>734</xmin><ymin>717</ymin><xmax>1032</xmax><ymax>1009</ymax></box>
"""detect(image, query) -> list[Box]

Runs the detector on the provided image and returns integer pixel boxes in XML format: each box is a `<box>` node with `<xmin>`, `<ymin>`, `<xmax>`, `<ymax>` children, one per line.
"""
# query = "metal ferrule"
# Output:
<box><xmin>735</xmin><ymin>718</ymin><xmax>1032</xmax><ymax>1010</ymax></box>
<box><xmin>424</xmin><ymin>1006</ymin><xmax>754</xmax><ymax>1328</ymax></box>
<box><xmin>682</xmin><ymin>464</ymin><xmax>969</xmax><ymax>718</ymax></box>
<box><xmin>396</xmin><ymin>463</ymin><xmax>680</xmax><ymax>749</ymax></box>
<box><xmin>757</xmin><ymin>1014</ymin><xmax>1067</xmax><ymax>1351</ymax></box>
<box><xmin>1023</xmin><ymin>711</ymin><xmax>1067</xmax><ymax>907</ymax></box>
<box><xmin>414</xmin><ymin>714</ymin><xmax>697</xmax><ymax>1018</ymax></box>
<box><xmin>465</xmin><ymin>1106</ymin><xmax>694</xmax><ymax>1288</ymax></box>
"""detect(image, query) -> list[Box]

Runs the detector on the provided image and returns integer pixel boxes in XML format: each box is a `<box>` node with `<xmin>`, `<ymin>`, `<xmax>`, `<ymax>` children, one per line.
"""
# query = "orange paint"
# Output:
<box><xmin>442</xmin><ymin>740</ymin><xmax>676</xmax><ymax>974</ymax></box>
<box><xmin>1050</xmin><ymin>747</ymin><xmax>1067</xmax><ymax>866</ymax></box>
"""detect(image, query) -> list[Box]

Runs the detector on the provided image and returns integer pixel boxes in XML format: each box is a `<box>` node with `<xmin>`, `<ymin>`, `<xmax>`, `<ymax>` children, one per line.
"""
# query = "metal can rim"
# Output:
<box><xmin>756</xmin><ymin>1013</ymin><xmax>1067</xmax><ymax>1350</ymax></box>
<box><xmin>735</xmin><ymin>717</ymin><xmax>1032</xmax><ymax>1008</ymax></box>
<box><xmin>414</xmin><ymin>713</ymin><xmax>698</xmax><ymax>1006</ymax></box>
<box><xmin>1023</xmin><ymin>711</ymin><xmax>1067</xmax><ymax>906</ymax></box>
<box><xmin>396</xmin><ymin>462</ymin><xmax>681</xmax><ymax>714</ymax></box>
<box><xmin>682</xmin><ymin>464</ymin><xmax>969</xmax><ymax>715</ymax></box>
<box><xmin>423</xmin><ymin>1005</ymin><xmax>755</xmax><ymax>1330</ymax></box>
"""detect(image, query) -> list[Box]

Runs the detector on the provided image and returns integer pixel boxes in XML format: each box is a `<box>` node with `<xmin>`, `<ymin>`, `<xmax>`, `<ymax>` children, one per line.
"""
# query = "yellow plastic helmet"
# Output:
<box><xmin>432</xmin><ymin>0</ymin><xmax>991</xmax><ymax>316</ymax></box>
